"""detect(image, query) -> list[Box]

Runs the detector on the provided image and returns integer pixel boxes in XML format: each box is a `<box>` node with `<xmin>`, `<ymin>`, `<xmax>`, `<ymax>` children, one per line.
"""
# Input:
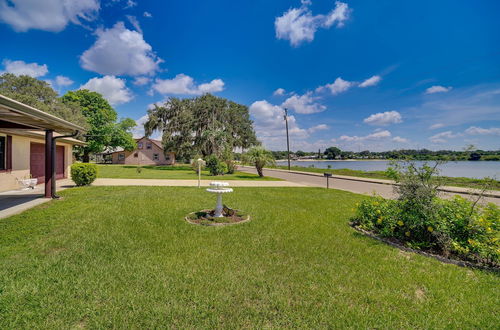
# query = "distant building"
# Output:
<box><xmin>108</xmin><ymin>137</ymin><xmax>175</xmax><ymax>165</ymax></box>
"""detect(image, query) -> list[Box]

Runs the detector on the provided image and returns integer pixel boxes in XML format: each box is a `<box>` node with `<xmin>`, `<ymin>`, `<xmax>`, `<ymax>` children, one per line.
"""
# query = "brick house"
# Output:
<box><xmin>109</xmin><ymin>137</ymin><xmax>175</xmax><ymax>165</ymax></box>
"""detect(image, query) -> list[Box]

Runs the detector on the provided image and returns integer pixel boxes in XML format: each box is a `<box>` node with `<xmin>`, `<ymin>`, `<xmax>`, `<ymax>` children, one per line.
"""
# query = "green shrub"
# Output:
<box><xmin>71</xmin><ymin>163</ymin><xmax>98</xmax><ymax>186</ymax></box>
<box><xmin>205</xmin><ymin>155</ymin><xmax>227</xmax><ymax>176</ymax></box>
<box><xmin>353</xmin><ymin>161</ymin><xmax>500</xmax><ymax>266</ymax></box>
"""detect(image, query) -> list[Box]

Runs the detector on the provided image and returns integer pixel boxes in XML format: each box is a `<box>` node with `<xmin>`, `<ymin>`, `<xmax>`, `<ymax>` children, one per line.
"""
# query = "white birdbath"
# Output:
<box><xmin>206</xmin><ymin>182</ymin><xmax>233</xmax><ymax>217</ymax></box>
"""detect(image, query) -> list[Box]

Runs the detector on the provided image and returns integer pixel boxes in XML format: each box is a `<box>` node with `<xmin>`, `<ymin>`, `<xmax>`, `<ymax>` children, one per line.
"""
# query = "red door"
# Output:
<box><xmin>30</xmin><ymin>143</ymin><xmax>65</xmax><ymax>181</ymax></box>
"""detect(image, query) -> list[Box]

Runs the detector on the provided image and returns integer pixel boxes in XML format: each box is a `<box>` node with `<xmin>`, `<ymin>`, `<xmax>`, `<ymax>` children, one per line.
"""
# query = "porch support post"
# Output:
<box><xmin>44</xmin><ymin>129</ymin><xmax>53</xmax><ymax>198</ymax></box>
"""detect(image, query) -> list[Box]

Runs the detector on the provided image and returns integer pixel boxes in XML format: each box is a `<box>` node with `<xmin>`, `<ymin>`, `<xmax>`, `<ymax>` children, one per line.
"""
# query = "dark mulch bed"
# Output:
<box><xmin>350</xmin><ymin>223</ymin><xmax>499</xmax><ymax>272</ymax></box>
<box><xmin>186</xmin><ymin>208</ymin><xmax>250</xmax><ymax>226</ymax></box>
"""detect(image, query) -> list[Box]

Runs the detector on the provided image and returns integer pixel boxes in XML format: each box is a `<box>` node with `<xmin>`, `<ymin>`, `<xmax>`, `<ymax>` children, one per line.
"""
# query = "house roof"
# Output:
<box><xmin>0</xmin><ymin>94</ymin><xmax>86</xmax><ymax>133</ymax></box>
<box><xmin>0</xmin><ymin>129</ymin><xmax>86</xmax><ymax>146</ymax></box>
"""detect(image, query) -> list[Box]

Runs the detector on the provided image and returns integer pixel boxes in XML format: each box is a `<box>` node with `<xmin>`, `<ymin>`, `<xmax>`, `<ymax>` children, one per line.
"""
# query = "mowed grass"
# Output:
<box><xmin>96</xmin><ymin>164</ymin><xmax>281</xmax><ymax>181</ymax></box>
<box><xmin>0</xmin><ymin>187</ymin><xmax>498</xmax><ymax>328</ymax></box>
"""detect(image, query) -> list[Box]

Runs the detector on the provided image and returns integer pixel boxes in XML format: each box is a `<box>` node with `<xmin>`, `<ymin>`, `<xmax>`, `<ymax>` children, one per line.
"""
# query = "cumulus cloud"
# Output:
<box><xmin>392</xmin><ymin>136</ymin><xmax>409</xmax><ymax>143</ymax></box>
<box><xmin>429</xmin><ymin>131</ymin><xmax>460</xmax><ymax>143</ymax></box>
<box><xmin>339</xmin><ymin>130</ymin><xmax>391</xmax><ymax>142</ymax></box>
<box><xmin>359</xmin><ymin>75</ymin><xmax>381</xmax><ymax>88</ymax></box>
<box><xmin>317</xmin><ymin>77</ymin><xmax>353</xmax><ymax>95</ymax></box>
<box><xmin>249</xmin><ymin>100</ymin><xmax>311</xmax><ymax>149</ymax></box>
<box><xmin>425</xmin><ymin>85</ymin><xmax>452</xmax><ymax>94</ymax></box>
<box><xmin>1</xmin><ymin>59</ymin><xmax>48</xmax><ymax>77</ymax></box>
<box><xmin>429</xmin><ymin>123</ymin><xmax>444</xmax><ymax>130</ymax></box>
<box><xmin>307</xmin><ymin>124</ymin><xmax>329</xmax><ymax>133</ymax></box>
<box><xmin>281</xmin><ymin>92</ymin><xmax>326</xmax><ymax>114</ymax></box>
<box><xmin>152</xmin><ymin>74</ymin><xmax>224</xmax><ymax>95</ymax></box>
<box><xmin>80</xmin><ymin>75</ymin><xmax>133</xmax><ymax>105</ymax></box>
<box><xmin>133</xmin><ymin>76</ymin><xmax>151</xmax><ymax>86</ymax></box>
<box><xmin>143</xmin><ymin>11</ymin><xmax>152</xmax><ymax>18</ymax></box>
<box><xmin>273</xmin><ymin>88</ymin><xmax>286</xmax><ymax>96</ymax></box>
<box><xmin>275</xmin><ymin>1</ymin><xmax>350</xmax><ymax>46</ymax></box>
<box><xmin>124</xmin><ymin>0</ymin><xmax>137</xmax><ymax>9</ymax></box>
<box><xmin>0</xmin><ymin>0</ymin><xmax>99</xmax><ymax>32</ymax></box>
<box><xmin>363</xmin><ymin>111</ymin><xmax>402</xmax><ymax>126</ymax></box>
<box><xmin>55</xmin><ymin>75</ymin><xmax>74</xmax><ymax>86</ymax></box>
<box><xmin>465</xmin><ymin>126</ymin><xmax>500</xmax><ymax>136</ymax></box>
<box><xmin>80</xmin><ymin>22</ymin><xmax>162</xmax><ymax>76</ymax></box>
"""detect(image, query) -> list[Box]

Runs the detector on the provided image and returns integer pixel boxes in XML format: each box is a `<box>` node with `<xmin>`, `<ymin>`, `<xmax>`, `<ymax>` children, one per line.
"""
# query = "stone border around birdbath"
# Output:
<box><xmin>185</xmin><ymin>209</ymin><xmax>251</xmax><ymax>226</ymax></box>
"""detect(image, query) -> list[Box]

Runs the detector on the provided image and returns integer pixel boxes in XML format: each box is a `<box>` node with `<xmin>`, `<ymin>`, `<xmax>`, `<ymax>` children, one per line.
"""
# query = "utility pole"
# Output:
<box><xmin>284</xmin><ymin>108</ymin><xmax>291</xmax><ymax>171</ymax></box>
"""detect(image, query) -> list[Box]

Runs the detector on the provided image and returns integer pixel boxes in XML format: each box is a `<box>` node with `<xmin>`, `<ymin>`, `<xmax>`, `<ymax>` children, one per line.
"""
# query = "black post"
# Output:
<box><xmin>284</xmin><ymin>108</ymin><xmax>290</xmax><ymax>171</ymax></box>
<box><xmin>44</xmin><ymin>130</ymin><xmax>53</xmax><ymax>198</ymax></box>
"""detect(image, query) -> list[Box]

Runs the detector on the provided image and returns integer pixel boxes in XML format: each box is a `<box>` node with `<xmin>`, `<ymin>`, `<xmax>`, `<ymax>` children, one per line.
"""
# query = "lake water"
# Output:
<box><xmin>276</xmin><ymin>160</ymin><xmax>500</xmax><ymax>179</ymax></box>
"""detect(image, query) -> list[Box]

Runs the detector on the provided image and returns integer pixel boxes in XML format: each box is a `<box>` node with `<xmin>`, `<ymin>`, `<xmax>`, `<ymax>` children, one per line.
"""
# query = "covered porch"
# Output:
<box><xmin>0</xmin><ymin>94</ymin><xmax>85</xmax><ymax>198</ymax></box>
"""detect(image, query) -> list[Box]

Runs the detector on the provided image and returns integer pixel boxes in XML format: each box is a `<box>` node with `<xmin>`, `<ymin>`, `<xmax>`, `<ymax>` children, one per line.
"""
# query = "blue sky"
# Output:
<box><xmin>1</xmin><ymin>0</ymin><xmax>499</xmax><ymax>151</ymax></box>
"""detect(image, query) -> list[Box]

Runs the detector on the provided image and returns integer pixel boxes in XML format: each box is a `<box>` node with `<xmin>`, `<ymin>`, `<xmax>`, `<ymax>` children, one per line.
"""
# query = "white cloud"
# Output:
<box><xmin>281</xmin><ymin>92</ymin><xmax>326</xmax><ymax>114</ymax></box>
<box><xmin>1</xmin><ymin>59</ymin><xmax>48</xmax><ymax>77</ymax></box>
<box><xmin>124</xmin><ymin>0</ymin><xmax>137</xmax><ymax>9</ymax></box>
<box><xmin>143</xmin><ymin>11</ymin><xmax>152</xmax><ymax>18</ymax></box>
<box><xmin>465</xmin><ymin>126</ymin><xmax>500</xmax><ymax>136</ymax></box>
<box><xmin>152</xmin><ymin>74</ymin><xmax>224</xmax><ymax>95</ymax></box>
<box><xmin>273</xmin><ymin>88</ymin><xmax>286</xmax><ymax>96</ymax></box>
<box><xmin>425</xmin><ymin>85</ymin><xmax>452</xmax><ymax>94</ymax></box>
<box><xmin>0</xmin><ymin>0</ymin><xmax>99</xmax><ymax>32</ymax></box>
<box><xmin>55</xmin><ymin>75</ymin><xmax>74</xmax><ymax>86</ymax></box>
<box><xmin>80</xmin><ymin>75</ymin><xmax>133</xmax><ymax>105</ymax></box>
<box><xmin>340</xmin><ymin>130</ymin><xmax>391</xmax><ymax>142</ymax></box>
<box><xmin>363</xmin><ymin>111</ymin><xmax>402</xmax><ymax>126</ymax></box>
<box><xmin>126</xmin><ymin>15</ymin><xmax>142</xmax><ymax>34</ymax></box>
<box><xmin>429</xmin><ymin>131</ymin><xmax>460</xmax><ymax>143</ymax></box>
<box><xmin>275</xmin><ymin>1</ymin><xmax>350</xmax><ymax>46</ymax></box>
<box><xmin>80</xmin><ymin>22</ymin><xmax>162</xmax><ymax>76</ymax></box>
<box><xmin>249</xmin><ymin>100</ymin><xmax>309</xmax><ymax>149</ymax></box>
<box><xmin>307</xmin><ymin>124</ymin><xmax>329</xmax><ymax>133</ymax></box>
<box><xmin>359</xmin><ymin>75</ymin><xmax>381</xmax><ymax>88</ymax></box>
<box><xmin>133</xmin><ymin>76</ymin><xmax>151</xmax><ymax>86</ymax></box>
<box><xmin>429</xmin><ymin>123</ymin><xmax>444</xmax><ymax>130</ymax></box>
<box><xmin>392</xmin><ymin>136</ymin><xmax>409</xmax><ymax>143</ymax></box>
<box><xmin>318</xmin><ymin>77</ymin><xmax>353</xmax><ymax>95</ymax></box>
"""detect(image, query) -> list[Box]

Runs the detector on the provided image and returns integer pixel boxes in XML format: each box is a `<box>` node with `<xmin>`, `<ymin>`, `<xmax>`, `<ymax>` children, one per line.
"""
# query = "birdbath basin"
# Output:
<box><xmin>206</xmin><ymin>182</ymin><xmax>233</xmax><ymax>217</ymax></box>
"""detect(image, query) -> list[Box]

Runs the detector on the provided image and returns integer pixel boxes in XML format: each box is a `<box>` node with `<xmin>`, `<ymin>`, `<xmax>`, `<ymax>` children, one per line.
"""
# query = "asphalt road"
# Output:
<box><xmin>239</xmin><ymin>166</ymin><xmax>500</xmax><ymax>205</ymax></box>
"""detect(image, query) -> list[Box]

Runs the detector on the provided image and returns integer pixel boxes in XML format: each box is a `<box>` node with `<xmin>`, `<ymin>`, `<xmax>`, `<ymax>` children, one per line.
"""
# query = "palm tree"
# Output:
<box><xmin>243</xmin><ymin>147</ymin><xmax>275</xmax><ymax>177</ymax></box>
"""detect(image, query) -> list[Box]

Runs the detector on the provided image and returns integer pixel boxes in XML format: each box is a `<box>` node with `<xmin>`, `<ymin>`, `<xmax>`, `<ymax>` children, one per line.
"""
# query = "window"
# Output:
<box><xmin>146</xmin><ymin>142</ymin><xmax>152</xmax><ymax>149</ymax></box>
<box><xmin>0</xmin><ymin>136</ymin><xmax>5</xmax><ymax>170</ymax></box>
<box><xmin>118</xmin><ymin>153</ymin><xmax>125</xmax><ymax>160</ymax></box>
<box><xmin>165</xmin><ymin>154</ymin><xmax>170</xmax><ymax>161</ymax></box>
<box><xmin>137</xmin><ymin>142</ymin><xmax>143</xmax><ymax>149</ymax></box>
<box><xmin>153</xmin><ymin>153</ymin><xmax>159</xmax><ymax>161</ymax></box>
<box><xmin>134</xmin><ymin>153</ymin><xmax>138</xmax><ymax>158</ymax></box>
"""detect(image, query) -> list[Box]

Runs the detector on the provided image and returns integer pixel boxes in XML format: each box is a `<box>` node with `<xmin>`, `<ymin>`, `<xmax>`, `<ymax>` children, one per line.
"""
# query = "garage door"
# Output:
<box><xmin>30</xmin><ymin>143</ymin><xmax>65</xmax><ymax>181</ymax></box>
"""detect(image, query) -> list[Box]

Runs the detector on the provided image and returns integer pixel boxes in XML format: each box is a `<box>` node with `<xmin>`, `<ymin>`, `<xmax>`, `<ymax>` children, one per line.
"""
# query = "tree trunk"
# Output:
<box><xmin>82</xmin><ymin>151</ymin><xmax>90</xmax><ymax>163</ymax></box>
<box><xmin>256</xmin><ymin>166</ymin><xmax>264</xmax><ymax>177</ymax></box>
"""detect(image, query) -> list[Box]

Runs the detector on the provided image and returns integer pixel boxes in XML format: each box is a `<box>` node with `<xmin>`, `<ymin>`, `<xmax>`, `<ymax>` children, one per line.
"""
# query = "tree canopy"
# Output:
<box><xmin>144</xmin><ymin>94</ymin><xmax>258</xmax><ymax>161</ymax></box>
<box><xmin>61</xmin><ymin>90</ymin><xmax>136</xmax><ymax>161</ymax></box>
<box><xmin>0</xmin><ymin>73</ymin><xmax>87</xmax><ymax>128</ymax></box>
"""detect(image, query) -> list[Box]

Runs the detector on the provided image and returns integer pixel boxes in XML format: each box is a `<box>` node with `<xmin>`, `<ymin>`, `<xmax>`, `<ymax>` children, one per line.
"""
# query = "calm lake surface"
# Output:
<box><xmin>276</xmin><ymin>160</ymin><xmax>500</xmax><ymax>179</ymax></box>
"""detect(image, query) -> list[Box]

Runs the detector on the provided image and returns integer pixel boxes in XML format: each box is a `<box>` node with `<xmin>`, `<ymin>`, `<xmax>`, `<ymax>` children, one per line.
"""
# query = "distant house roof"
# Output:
<box><xmin>103</xmin><ymin>137</ymin><xmax>173</xmax><ymax>155</ymax></box>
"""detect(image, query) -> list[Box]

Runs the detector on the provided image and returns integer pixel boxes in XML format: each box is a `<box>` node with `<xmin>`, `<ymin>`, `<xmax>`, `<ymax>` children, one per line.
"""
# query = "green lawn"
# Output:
<box><xmin>0</xmin><ymin>187</ymin><xmax>498</xmax><ymax>328</ymax></box>
<box><xmin>97</xmin><ymin>164</ymin><xmax>281</xmax><ymax>181</ymax></box>
<box><xmin>273</xmin><ymin>165</ymin><xmax>500</xmax><ymax>190</ymax></box>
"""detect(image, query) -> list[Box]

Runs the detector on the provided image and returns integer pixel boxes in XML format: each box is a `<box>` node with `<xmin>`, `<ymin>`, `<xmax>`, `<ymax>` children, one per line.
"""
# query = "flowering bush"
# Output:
<box><xmin>352</xmin><ymin>161</ymin><xmax>499</xmax><ymax>267</ymax></box>
<box><xmin>352</xmin><ymin>197</ymin><xmax>499</xmax><ymax>265</ymax></box>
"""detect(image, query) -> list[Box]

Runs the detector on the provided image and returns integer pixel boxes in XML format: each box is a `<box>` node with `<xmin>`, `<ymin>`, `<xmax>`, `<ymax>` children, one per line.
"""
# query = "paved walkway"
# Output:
<box><xmin>92</xmin><ymin>178</ymin><xmax>304</xmax><ymax>187</ymax></box>
<box><xmin>238</xmin><ymin>166</ymin><xmax>500</xmax><ymax>205</ymax></box>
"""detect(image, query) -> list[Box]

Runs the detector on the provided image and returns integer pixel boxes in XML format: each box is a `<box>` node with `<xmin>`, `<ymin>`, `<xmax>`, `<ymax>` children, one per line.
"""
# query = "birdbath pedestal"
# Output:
<box><xmin>206</xmin><ymin>182</ymin><xmax>233</xmax><ymax>217</ymax></box>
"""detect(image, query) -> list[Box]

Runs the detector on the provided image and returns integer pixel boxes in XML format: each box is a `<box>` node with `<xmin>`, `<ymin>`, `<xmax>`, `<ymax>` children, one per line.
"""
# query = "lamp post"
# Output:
<box><xmin>197</xmin><ymin>158</ymin><xmax>204</xmax><ymax>188</ymax></box>
<box><xmin>284</xmin><ymin>108</ymin><xmax>291</xmax><ymax>171</ymax></box>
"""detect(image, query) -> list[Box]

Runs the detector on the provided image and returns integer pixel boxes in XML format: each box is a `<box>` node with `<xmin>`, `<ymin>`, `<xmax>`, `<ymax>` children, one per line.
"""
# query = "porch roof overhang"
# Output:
<box><xmin>0</xmin><ymin>94</ymin><xmax>86</xmax><ymax>133</ymax></box>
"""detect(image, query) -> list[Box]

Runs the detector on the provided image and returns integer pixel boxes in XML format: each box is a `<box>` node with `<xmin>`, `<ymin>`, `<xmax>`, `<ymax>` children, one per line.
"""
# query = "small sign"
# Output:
<box><xmin>324</xmin><ymin>173</ymin><xmax>332</xmax><ymax>177</ymax></box>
